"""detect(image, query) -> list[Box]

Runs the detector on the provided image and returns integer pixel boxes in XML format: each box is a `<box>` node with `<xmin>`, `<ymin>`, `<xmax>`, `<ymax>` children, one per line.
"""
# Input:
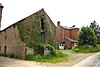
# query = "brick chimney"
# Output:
<box><xmin>0</xmin><ymin>3</ymin><xmax>3</xmax><ymax>30</ymax></box>
<box><xmin>57</xmin><ymin>21</ymin><xmax>60</xmax><ymax>26</ymax></box>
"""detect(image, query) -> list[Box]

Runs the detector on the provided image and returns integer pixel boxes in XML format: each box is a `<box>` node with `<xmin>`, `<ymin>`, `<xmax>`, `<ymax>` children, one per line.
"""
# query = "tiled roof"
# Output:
<box><xmin>65</xmin><ymin>37</ymin><xmax>78</xmax><ymax>42</ymax></box>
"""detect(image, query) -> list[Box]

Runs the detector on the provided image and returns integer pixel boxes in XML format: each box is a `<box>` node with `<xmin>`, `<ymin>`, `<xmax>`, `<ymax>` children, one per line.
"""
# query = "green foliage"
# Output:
<box><xmin>45</xmin><ymin>45</ymin><xmax>57</xmax><ymax>56</ymax></box>
<box><xmin>78</xmin><ymin>26</ymin><xmax>97</xmax><ymax>46</ymax></box>
<box><xmin>9</xmin><ymin>54</ymin><xmax>15</xmax><ymax>58</ymax></box>
<box><xmin>25</xmin><ymin>51</ymin><xmax>69</xmax><ymax>63</ymax></box>
<box><xmin>0</xmin><ymin>53</ymin><xmax>4</xmax><ymax>56</ymax></box>
<box><xmin>25</xmin><ymin>54</ymin><xmax>37</xmax><ymax>61</ymax></box>
<box><xmin>72</xmin><ymin>45</ymin><xmax>100</xmax><ymax>53</ymax></box>
<box><xmin>73</xmin><ymin>48</ymin><xmax>79</xmax><ymax>52</ymax></box>
<box><xmin>34</xmin><ymin>44</ymin><xmax>45</xmax><ymax>56</ymax></box>
<box><xmin>90</xmin><ymin>21</ymin><xmax>100</xmax><ymax>44</ymax></box>
<box><xmin>17</xmin><ymin>11</ymin><xmax>55</xmax><ymax>56</ymax></box>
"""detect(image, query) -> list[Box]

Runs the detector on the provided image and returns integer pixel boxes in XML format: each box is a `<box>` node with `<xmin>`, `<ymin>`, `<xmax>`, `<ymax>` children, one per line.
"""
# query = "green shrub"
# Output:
<box><xmin>33</xmin><ymin>44</ymin><xmax>45</xmax><ymax>56</ymax></box>
<box><xmin>73</xmin><ymin>48</ymin><xmax>80</xmax><ymax>52</ymax></box>
<box><xmin>45</xmin><ymin>45</ymin><xmax>57</xmax><ymax>56</ymax></box>
<box><xmin>9</xmin><ymin>54</ymin><xmax>15</xmax><ymax>58</ymax></box>
<box><xmin>72</xmin><ymin>45</ymin><xmax>100</xmax><ymax>53</ymax></box>
<box><xmin>25</xmin><ymin>54</ymin><xmax>37</xmax><ymax>61</ymax></box>
<box><xmin>4</xmin><ymin>54</ymin><xmax>7</xmax><ymax>57</ymax></box>
<box><xmin>0</xmin><ymin>53</ymin><xmax>4</xmax><ymax>56</ymax></box>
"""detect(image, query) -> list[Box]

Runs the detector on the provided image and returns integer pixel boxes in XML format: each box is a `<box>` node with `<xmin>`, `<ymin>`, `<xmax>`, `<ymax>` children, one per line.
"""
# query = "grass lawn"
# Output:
<box><xmin>25</xmin><ymin>51</ymin><xmax>69</xmax><ymax>63</ymax></box>
<box><xmin>59</xmin><ymin>49</ymin><xmax>78</xmax><ymax>54</ymax></box>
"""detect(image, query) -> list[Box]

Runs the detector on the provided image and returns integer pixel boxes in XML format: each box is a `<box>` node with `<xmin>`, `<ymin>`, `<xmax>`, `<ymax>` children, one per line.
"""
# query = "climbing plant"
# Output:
<box><xmin>17</xmin><ymin>10</ymin><xmax>55</xmax><ymax>56</ymax></box>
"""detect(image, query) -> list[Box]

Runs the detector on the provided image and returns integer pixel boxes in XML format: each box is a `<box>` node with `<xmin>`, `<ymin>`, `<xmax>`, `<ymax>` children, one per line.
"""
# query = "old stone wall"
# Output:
<box><xmin>40</xmin><ymin>9</ymin><xmax>56</xmax><ymax>45</ymax></box>
<box><xmin>0</xmin><ymin>24</ymin><xmax>33</xmax><ymax>58</ymax></box>
<box><xmin>0</xmin><ymin>9</ymin><xmax>56</xmax><ymax>58</ymax></box>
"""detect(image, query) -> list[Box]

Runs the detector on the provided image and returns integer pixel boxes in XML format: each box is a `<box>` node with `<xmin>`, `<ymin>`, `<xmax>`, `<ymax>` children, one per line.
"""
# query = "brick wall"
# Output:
<box><xmin>71</xmin><ymin>28</ymin><xmax>79</xmax><ymax>40</ymax></box>
<box><xmin>56</xmin><ymin>26</ymin><xmax>64</xmax><ymax>42</ymax></box>
<box><xmin>56</xmin><ymin>22</ymin><xmax>79</xmax><ymax>49</ymax></box>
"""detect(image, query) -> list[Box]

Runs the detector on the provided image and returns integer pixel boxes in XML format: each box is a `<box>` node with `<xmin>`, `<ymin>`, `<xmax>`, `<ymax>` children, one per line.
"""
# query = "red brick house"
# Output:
<box><xmin>56</xmin><ymin>21</ymin><xmax>79</xmax><ymax>49</ymax></box>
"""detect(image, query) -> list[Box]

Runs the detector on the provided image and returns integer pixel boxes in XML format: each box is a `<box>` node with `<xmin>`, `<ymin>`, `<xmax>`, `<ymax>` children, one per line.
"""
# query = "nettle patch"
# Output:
<box><xmin>17</xmin><ymin>11</ymin><xmax>55</xmax><ymax>56</ymax></box>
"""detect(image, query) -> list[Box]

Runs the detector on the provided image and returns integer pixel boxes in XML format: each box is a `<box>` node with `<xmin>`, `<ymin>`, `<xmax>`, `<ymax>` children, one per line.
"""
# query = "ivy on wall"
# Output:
<box><xmin>17</xmin><ymin>11</ymin><xmax>55</xmax><ymax>55</ymax></box>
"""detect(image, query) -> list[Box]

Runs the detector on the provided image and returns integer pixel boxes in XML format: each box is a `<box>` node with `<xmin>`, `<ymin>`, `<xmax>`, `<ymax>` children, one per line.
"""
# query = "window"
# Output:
<box><xmin>5</xmin><ymin>35</ymin><xmax>7</xmax><ymax>40</ymax></box>
<box><xmin>41</xmin><ymin>18</ymin><xmax>45</xmax><ymax>30</ymax></box>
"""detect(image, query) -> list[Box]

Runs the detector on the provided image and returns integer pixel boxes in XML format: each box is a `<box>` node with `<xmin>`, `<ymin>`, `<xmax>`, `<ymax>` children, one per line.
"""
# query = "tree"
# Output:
<box><xmin>78</xmin><ymin>26</ymin><xmax>97</xmax><ymax>46</ymax></box>
<box><xmin>90</xmin><ymin>21</ymin><xmax>100</xmax><ymax>44</ymax></box>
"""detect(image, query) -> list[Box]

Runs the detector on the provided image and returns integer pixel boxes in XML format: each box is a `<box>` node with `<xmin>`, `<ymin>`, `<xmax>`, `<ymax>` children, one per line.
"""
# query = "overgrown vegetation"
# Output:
<box><xmin>45</xmin><ymin>45</ymin><xmax>56</xmax><ymax>56</ymax></box>
<box><xmin>76</xmin><ymin>21</ymin><xmax>100</xmax><ymax>53</ymax></box>
<box><xmin>72</xmin><ymin>45</ymin><xmax>100</xmax><ymax>53</ymax></box>
<box><xmin>25</xmin><ymin>51</ymin><xmax>69</xmax><ymax>63</ymax></box>
<box><xmin>90</xmin><ymin>21</ymin><xmax>100</xmax><ymax>44</ymax></box>
<box><xmin>78</xmin><ymin>26</ymin><xmax>97</xmax><ymax>46</ymax></box>
<box><xmin>17</xmin><ymin>10</ymin><xmax>55</xmax><ymax>56</ymax></box>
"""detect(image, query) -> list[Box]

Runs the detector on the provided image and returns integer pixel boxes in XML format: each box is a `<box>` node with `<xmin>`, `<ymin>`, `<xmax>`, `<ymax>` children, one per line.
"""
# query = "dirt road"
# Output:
<box><xmin>0</xmin><ymin>53</ymin><xmax>94</xmax><ymax>67</ymax></box>
<box><xmin>72</xmin><ymin>52</ymin><xmax>100</xmax><ymax>67</ymax></box>
<box><xmin>0</xmin><ymin>56</ymin><xmax>68</xmax><ymax>67</ymax></box>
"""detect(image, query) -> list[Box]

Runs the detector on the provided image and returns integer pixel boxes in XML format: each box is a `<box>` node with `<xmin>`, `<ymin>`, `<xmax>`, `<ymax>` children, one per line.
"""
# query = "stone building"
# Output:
<box><xmin>0</xmin><ymin>4</ymin><xmax>56</xmax><ymax>58</ymax></box>
<box><xmin>56</xmin><ymin>21</ymin><xmax>79</xmax><ymax>49</ymax></box>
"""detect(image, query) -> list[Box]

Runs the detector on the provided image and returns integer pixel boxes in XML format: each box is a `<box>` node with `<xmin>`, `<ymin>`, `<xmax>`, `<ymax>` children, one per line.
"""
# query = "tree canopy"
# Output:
<box><xmin>90</xmin><ymin>21</ymin><xmax>100</xmax><ymax>44</ymax></box>
<box><xmin>78</xmin><ymin>26</ymin><xmax>97</xmax><ymax>46</ymax></box>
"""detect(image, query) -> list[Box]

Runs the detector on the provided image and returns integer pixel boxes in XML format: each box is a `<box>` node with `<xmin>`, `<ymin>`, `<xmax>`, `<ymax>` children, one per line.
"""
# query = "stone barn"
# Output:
<box><xmin>0</xmin><ymin>3</ymin><xmax>56</xmax><ymax>58</ymax></box>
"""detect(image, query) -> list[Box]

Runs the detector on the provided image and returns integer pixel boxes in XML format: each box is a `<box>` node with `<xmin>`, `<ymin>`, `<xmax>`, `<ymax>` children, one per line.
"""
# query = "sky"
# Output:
<box><xmin>0</xmin><ymin>0</ymin><xmax>100</xmax><ymax>30</ymax></box>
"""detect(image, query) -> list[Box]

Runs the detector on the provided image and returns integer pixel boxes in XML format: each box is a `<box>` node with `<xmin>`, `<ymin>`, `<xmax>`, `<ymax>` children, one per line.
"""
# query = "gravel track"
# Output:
<box><xmin>72</xmin><ymin>52</ymin><xmax>100</xmax><ymax>67</ymax></box>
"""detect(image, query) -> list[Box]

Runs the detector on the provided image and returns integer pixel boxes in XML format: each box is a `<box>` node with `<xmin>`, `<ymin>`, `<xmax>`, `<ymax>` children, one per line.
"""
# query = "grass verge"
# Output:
<box><xmin>25</xmin><ymin>51</ymin><xmax>69</xmax><ymax>63</ymax></box>
<box><xmin>72</xmin><ymin>45</ymin><xmax>100</xmax><ymax>53</ymax></box>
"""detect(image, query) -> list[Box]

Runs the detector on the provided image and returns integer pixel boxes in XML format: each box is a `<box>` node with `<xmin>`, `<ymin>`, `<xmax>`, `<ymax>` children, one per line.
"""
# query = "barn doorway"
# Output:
<box><xmin>25</xmin><ymin>48</ymin><xmax>27</xmax><ymax>57</ymax></box>
<box><xmin>4</xmin><ymin>46</ymin><xmax>7</xmax><ymax>55</ymax></box>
